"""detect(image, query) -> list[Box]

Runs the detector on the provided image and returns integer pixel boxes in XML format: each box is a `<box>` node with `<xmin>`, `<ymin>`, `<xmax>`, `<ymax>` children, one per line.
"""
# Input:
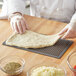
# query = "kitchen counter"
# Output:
<box><xmin>0</xmin><ymin>15</ymin><xmax>76</xmax><ymax>76</ymax></box>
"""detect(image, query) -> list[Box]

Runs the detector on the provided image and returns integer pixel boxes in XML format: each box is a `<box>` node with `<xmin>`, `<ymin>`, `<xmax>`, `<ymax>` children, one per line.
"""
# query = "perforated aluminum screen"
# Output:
<box><xmin>3</xmin><ymin>39</ymin><xmax>73</xmax><ymax>59</ymax></box>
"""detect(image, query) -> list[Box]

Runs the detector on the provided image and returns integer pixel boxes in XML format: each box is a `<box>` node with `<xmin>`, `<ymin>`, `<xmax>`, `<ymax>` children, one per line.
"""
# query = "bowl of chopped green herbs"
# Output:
<box><xmin>0</xmin><ymin>55</ymin><xmax>25</xmax><ymax>76</ymax></box>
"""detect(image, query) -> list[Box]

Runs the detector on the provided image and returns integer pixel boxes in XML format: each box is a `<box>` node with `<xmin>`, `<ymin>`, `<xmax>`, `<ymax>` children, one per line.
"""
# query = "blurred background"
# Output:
<box><xmin>0</xmin><ymin>0</ymin><xmax>30</xmax><ymax>15</ymax></box>
<box><xmin>0</xmin><ymin>0</ymin><xmax>3</xmax><ymax>8</ymax></box>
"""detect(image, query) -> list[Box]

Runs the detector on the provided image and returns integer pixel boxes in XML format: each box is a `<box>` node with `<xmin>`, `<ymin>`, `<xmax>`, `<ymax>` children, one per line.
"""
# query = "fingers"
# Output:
<box><xmin>14</xmin><ymin>22</ymin><xmax>19</xmax><ymax>33</ymax></box>
<box><xmin>61</xmin><ymin>30</ymin><xmax>71</xmax><ymax>39</ymax></box>
<box><xmin>17</xmin><ymin>19</ymin><xmax>29</xmax><ymax>34</ymax></box>
<box><xmin>10</xmin><ymin>22</ymin><xmax>14</xmax><ymax>31</ymax></box>
<box><xmin>25</xmin><ymin>22</ymin><xmax>29</xmax><ymax>30</ymax></box>
<box><xmin>17</xmin><ymin>21</ymin><xmax>23</xmax><ymax>34</ymax></box>
<box><xmin>12</xmin><ymin>20</ymin><xmax>27</xmax><ymax>34</ymax></box>
<box><xmin>59</xmin><ymin>26</ymin><xmax>68</xmax><ymax>35</ymax></box>
<box><xmin>59</xmin><ymin>23</ymin><xmax>76</xmax><ymax>39</ymax></box>
<box><xmin>10</xmin><ymin>15</ymin><xmax>29</xmax><ymax>34</ymax></box>
<box><xmin>21</xmin><ymin>20</ymin><xmax>26</xmax><ymax>33</ymax></box>
<box><xmin>23</xmin><ymin>18</ymin><xmax>29</xmax><ymax>30</ymax></box>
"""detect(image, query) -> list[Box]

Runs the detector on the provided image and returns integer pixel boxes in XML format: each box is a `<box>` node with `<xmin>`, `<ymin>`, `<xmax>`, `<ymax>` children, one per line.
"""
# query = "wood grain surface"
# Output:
<box><xmin>0</xmin><ymin>15</ymin><xmax>76</xmax><ymax>76</ymax></box>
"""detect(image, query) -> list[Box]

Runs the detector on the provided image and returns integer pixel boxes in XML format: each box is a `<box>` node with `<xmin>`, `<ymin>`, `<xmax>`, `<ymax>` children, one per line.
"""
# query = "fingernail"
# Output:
<box><xmin>23</xmin><ymin>31</ymin><xmax>25</xmax><ymax>34</ymax></box>
<box><xmin>15</xmin><ymin>31</ymin><xmax>18</xmax><ymax>34</ymax></box>
<box><xmin>26</xmin><ymin>26</ymin><xmax>29</xmax><ymax>30</ymax></box>
<box><xmin>61</xmin><ymin>37</ymin><xmax>65</xmax><ymax>39</ymax></box>
<box><xmin>59</xmin><ymin>33</ymin><xmax>62</xmax><ymax>35</ymax></box>
<box><xmin>27</xmin><ymin>27</ymin><xmax>30</xmax><ymax>30</ymax></box>
<box><xmin>20</xmin><ymin>32</ymin><xmax>22</xmax><ymax>34</ymax></box>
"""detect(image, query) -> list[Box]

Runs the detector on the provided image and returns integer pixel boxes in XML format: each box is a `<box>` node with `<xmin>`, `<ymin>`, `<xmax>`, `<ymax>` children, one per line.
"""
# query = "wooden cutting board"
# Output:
<box><xmin>0</xmin><ymin>14</ymin><xmax>76</xmax><ymax>76</ymax></box>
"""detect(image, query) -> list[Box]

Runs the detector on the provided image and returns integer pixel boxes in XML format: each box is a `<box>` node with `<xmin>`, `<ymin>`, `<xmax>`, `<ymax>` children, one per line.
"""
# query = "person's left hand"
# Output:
<box><xmin>59</xmin><ymin>22</ymin><xmax>76</xmax><ymax>39</ymax></box>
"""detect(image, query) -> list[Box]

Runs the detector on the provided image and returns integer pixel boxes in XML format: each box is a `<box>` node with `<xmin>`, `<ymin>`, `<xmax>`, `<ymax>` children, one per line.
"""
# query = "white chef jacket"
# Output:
<box><xmin>0</xmin><ymin>0</ymin><xmax>76</xmax><ymax>23</ymax></box>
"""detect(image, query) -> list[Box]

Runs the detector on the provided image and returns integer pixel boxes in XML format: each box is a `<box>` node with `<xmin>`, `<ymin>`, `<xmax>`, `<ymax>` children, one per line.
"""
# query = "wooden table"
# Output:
<box><xmin>0</xmin><ymin>15</ymin><xmax>76</xmax><ymax>76</ymax></box>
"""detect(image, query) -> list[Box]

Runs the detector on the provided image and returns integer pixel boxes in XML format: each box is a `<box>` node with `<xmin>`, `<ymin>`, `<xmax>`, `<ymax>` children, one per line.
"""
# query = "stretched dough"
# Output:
<box><xmin>6</xmin><ymin>30</ymin><xmax>61</xmax><ymax>48</ymax></box>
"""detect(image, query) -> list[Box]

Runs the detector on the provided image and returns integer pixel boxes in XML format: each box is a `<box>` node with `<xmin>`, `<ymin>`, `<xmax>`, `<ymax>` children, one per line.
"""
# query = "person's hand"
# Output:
<box><xmin>59</xmin><ymin>22</ymin><xmax>76</xmax><ymax>39</ymax></box>
<box><xmin>10</xmin><ymin>14</ymin><xmax>29</xmax><ymax>34</ymax></box>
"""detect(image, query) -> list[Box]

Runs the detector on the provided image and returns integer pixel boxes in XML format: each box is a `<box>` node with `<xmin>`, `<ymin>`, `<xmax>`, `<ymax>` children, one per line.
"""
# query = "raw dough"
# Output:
<box><xmin>6</xmin><ymin>30</ymin><xmax>61</xmax><ymax>48</ymax></box>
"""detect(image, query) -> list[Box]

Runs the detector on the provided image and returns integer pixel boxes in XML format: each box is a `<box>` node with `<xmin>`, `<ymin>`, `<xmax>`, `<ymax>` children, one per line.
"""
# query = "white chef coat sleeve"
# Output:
<box><xmin>0</xmin><ymin>0</ymin><xmax>8</xmax><ymax>19</ymax></box>
<box><xmin>7</xmin><ymin>0</ymin><xmax>26</xmax><ymax>16</ymax></box>
<box><xmin>70</xmin><ymin>1</ymin><xmax>76</xmax><ymax>23</ymax></box>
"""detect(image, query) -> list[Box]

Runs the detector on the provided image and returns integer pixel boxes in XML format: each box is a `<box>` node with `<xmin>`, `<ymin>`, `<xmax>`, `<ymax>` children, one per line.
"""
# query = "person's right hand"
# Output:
<box><xmin>10</xmin><ymin>14</ymin><xmax>29</xmax><ymax>34</ymax></box>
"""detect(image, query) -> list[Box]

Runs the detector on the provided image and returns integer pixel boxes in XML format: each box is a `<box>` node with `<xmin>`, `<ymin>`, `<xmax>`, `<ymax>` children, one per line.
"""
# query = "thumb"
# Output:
<box><xmin>61</xmin><ymin>29</ymin><xmax>71</xmax><ymax>39</ymax></box>
<box><xmin>58</xmin><ymin>26</ymin><xmax>68</xmax><ymax>35</ymax></box>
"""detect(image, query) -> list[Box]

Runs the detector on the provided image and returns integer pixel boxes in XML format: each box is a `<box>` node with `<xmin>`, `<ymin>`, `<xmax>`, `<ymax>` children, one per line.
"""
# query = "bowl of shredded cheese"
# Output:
<box><xmin>27</xmin><ymin>62</ymin><xmax>66</xmax><ymax>76</ymax></box>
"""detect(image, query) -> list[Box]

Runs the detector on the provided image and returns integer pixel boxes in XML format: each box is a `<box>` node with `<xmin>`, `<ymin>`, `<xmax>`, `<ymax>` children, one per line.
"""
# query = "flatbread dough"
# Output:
<box><xmin>6</xmin><ymin>30</ymin><xmax>61</xmax><ymax>48</ymax></box>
